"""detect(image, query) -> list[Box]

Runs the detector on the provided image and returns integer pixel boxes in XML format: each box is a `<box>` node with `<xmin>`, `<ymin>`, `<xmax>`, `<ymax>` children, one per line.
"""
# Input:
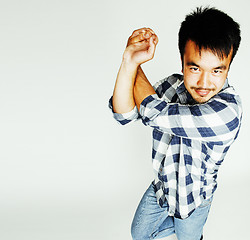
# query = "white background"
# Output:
<box><xmin>0</xmin><ymin>0</ymin><xmax>249</xmax><ymax>240</ymax></box>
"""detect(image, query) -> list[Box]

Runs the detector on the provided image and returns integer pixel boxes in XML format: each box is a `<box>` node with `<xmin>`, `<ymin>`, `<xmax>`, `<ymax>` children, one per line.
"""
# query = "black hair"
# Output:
<box><xmin>178</xmin><ymin>7</ymin><xmax>241</xmax><ymax>62</ymax></box>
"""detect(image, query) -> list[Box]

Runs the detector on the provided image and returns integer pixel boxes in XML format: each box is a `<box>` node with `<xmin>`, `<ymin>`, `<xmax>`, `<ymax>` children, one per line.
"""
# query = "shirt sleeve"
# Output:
<box><xmin>139</xmin><ymin>87</ymin><xmax>242</xmax><ymax>143</ymax></box>
<box><xmin>108</xmin><ymin>97</ymin><xmax>140</xmax><ymax>125</ymax></box>
<box><xmin>153</xmin><ymin>74</ymin><xmax>182</xmax><ymax>101</ymax></box>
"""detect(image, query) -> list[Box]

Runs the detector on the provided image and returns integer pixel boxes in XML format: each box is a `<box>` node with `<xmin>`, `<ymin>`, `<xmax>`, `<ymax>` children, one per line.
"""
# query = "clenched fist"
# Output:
<box><xmin>122</xmin><ymin>28</ymin><xmax>159</xmax><ymax>67</ymax></box>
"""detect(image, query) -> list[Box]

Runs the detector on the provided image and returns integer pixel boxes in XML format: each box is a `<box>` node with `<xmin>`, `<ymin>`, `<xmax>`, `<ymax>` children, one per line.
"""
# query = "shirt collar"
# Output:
<box><xmin>222</xmin><ymin>78</ymin><xmax>229</xmax><ymax>90</ymax></box>
<box><xmin>175</xmin><ymin>76</ymin><xmax>193</xmax><ymax>104</ymax></box>
<box><xmin>176</xmin><ymin>78</ymin><xmax>185</xmax><ymax>95</ymax></box>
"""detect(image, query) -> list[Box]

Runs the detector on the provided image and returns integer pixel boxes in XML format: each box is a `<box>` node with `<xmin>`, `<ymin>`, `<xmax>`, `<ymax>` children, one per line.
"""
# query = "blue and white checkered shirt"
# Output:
<box><xmin>109</xmin><ymin>74</ymin><xmax>242</xmax><ymax>219</ymax></box>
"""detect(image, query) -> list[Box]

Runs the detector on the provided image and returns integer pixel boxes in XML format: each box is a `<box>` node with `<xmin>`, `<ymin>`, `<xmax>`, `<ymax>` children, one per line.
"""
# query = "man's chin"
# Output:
<box><xmin>192</xmin><ymin>94</ymin><xmax>212</xmax><ymax>104</ymax></box>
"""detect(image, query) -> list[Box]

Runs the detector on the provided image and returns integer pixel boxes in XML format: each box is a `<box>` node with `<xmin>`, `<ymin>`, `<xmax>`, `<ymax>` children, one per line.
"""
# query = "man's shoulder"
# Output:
<box><xmin>153</xmin><ymin>73</ymin><xmax>183</xmax><ymax>92</ymax></box>
<box><xmin>219</xmin><ymin>85</ymin><xmax>238</xmax><ymax>95</ymax></box>
<box><xmin>153</xmin><ymin>74</ymin><xmax>183</xmax><ymax>102</ymax></box>
<box><xmin>216</xmin><ymin>85</ymin><xmax>242</xmax><ymax>107</ymax></box>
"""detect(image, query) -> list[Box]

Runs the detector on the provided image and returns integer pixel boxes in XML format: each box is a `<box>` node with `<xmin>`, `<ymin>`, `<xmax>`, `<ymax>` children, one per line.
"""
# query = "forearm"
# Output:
<box><xmin>112</xmin><ymin>61</ymin><xmax>138</xmax><ymax>113</ymax></box>
<box><xmin>134</xmin><ymin>66</ymin><xmax>156</xmax><ymax>111</ymax></box>
<box><xmin>112</xmin><ymin>28</ymin><xmax>158</xmax><ymax>114</ymax></box>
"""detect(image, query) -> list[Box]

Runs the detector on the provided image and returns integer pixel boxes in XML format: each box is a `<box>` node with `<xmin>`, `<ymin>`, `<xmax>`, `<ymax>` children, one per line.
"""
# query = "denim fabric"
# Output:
<box><xmin>131</xmin><ymin>183</ymin><xmax>212</xmax><ymax>240</ymax></box>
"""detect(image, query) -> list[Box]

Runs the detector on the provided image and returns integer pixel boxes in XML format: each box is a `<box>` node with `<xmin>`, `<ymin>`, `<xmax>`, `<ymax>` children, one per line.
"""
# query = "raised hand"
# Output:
<box><xmin>112</xmin><ymin>28</ymin><xmax>158</xmax><ymax>114</ymax></box>
<box><xmin>123</xmin><ymin>28</ymin><xmax>159</xmax><ymax>67</ymax></box>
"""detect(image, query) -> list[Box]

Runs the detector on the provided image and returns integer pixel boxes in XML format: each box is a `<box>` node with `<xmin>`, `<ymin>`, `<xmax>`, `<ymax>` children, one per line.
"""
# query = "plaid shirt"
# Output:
<box><xmin>109</xmin><ymin>74</ymin><xmax>242</xmax><ymax>219</ymax></box>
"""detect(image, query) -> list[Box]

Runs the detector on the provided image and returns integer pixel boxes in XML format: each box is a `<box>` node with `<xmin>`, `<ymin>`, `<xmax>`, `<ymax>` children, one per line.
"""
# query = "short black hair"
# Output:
<box><xmin>178</xmin><ymin>7</ymin><xmax>241</xmax><ymax>62</ymax></box>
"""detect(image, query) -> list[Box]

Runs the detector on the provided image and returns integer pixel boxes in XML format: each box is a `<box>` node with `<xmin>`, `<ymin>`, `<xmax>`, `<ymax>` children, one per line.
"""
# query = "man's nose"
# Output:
<box><xmin>197</xmin><ymin>72</ymin><xmax>211</xmax><ymax>88</ymax></box>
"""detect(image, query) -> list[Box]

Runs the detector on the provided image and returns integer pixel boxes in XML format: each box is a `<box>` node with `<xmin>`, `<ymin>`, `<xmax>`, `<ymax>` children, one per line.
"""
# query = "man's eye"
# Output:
<box><xmin>213</xmin><ymin>69</ymin><xmax>222</xmax><ymax>74</ymax></box>
<box><xmin>190</xmin><ymin>67</ymin><xmax>199</xmax><ymax>72</ymax></box>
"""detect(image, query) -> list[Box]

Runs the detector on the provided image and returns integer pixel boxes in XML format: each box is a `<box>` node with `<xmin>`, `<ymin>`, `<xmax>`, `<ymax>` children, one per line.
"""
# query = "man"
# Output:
<box><xmin>109</xmin><ymin>7</ymin><xmax>242</xmax><ymax>240</ymax></box>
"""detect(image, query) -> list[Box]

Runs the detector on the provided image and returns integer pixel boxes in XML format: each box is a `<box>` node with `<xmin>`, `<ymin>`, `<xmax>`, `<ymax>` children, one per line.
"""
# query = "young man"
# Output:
<box><xmin>109</xmin><ymin>7</ymin><xmax>242</xmax><ymax>240</ymax></box>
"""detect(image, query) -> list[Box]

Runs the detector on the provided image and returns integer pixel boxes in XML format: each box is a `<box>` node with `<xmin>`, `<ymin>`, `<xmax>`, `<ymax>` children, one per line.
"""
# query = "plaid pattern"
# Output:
<box><xmin>109</xmin><ymin>74</ymin><xmax>242</xmax><ymax>219</ymax></box>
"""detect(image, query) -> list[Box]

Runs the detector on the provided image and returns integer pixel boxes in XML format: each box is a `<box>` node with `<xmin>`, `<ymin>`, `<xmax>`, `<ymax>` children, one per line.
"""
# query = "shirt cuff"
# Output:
<box><xmin>109</xmin><ymin>97</ymin><xmax>140</xmax><ymax>125</ymax></box>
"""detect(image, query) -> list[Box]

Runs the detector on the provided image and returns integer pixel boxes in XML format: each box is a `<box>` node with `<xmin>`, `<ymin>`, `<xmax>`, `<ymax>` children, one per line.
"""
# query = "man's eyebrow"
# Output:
<box><xmin>186</xmin><ymin>61</ymin><xmax>199</xmax><ymax>67</ymax></box>
<box><xmin>214</xmin><ymin>65</ymin><xmax>227</xmax><ymax>70</ymax></box>
<box><xmin>186</xmin><ymin>62</ymin><xmax>227</xmax><ymax>70</ymax></box>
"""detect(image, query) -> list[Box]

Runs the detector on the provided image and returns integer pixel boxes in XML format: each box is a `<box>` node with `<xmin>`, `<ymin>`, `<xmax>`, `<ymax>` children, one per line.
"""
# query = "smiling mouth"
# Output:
<box><xmin>194</xmin><ymin>89</ymin><xmax>212</xmax><ymax>97</ymax></box>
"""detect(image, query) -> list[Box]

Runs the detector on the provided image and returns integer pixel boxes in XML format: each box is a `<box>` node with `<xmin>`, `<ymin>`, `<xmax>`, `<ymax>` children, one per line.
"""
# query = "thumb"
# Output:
<box><xmin>147</xmin><ymin>37</ymin><xmax>157</xmax><ymax>58</ymax></box>
<box><xmin>152</xmin><ymin>34</ymin><xmax>159</xmax><ymax>45</ymax></box>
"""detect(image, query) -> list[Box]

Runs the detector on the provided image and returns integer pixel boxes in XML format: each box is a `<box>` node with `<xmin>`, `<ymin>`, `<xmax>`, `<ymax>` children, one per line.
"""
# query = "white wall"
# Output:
<box><xmin>0</xmin><ymin>0</ymin><xmax>249</xmax><ymax>239</ymax></box>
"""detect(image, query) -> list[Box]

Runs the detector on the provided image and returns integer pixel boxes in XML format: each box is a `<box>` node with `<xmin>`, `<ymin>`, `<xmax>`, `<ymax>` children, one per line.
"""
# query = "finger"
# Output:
<box><xmin>127</xmin><ymin>39</ymin><xmax>150</xmax><ymax>54</ymax></box>
<box><xmin>147</xmin><ymin>37</ymin><xmax>156</xmax><ymax>58</ymax></box>
<box><xmin>132</xmin><ymin>29</ymin><xmax>157</xmax><ymax>43</ymax></box>
<box><xmin>129</xmin><ymin>33</ymin><xmax>158</xmax><ymax>48</ymax></box>
<box><xmin>130</xmin><ymin>27</ymin><xmax>148</xmax><ymax>38</ymax></box>
<box><xmin>130</xmin><ymin>32</ymin><xmax>152</xmax><ymax>44</ymax></box>
<box><xmin>152</xmin><ymin>34</ymin><xmax>159</xmax><ymax>45</ymax></box>
<box><xmin>128</xmin><ymin>31</ymin><xmax>154</xmax><ymax>47</ymax></box>
<box><xmin>129</xmin><ymin>27</ymin><xmax>155</xmax><ymax>41</ymax></box>
<box><xmin>145</xmin><ymin>28</ymin><xmax>155</xmax><ymax>35</ymax></box>
<box><xmin>128</xmin><ymin>31</ymin><xmax>149</xmax><ymax>47</ymax></box>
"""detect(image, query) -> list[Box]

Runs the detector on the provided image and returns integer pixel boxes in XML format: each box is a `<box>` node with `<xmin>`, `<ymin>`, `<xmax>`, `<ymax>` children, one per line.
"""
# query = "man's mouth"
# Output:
<box><xmin>194</xmin><ymin>89</ymin><xmax>211</xmax><ymax>97</ymax></box>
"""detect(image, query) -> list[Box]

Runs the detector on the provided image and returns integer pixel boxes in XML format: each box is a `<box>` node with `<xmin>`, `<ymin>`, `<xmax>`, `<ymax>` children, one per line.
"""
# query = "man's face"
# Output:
<box><xmin>182</xmin><ymin>40</ymin><xmax>233</xmax><ymax>103</ymax></box>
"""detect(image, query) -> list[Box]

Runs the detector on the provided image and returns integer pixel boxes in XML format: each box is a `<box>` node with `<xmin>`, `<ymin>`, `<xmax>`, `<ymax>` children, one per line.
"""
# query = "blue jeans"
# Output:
<box><xmin>131</xmin><ymin>183</ymin><xmax>212</xmax><ymax>240</ymax></box>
